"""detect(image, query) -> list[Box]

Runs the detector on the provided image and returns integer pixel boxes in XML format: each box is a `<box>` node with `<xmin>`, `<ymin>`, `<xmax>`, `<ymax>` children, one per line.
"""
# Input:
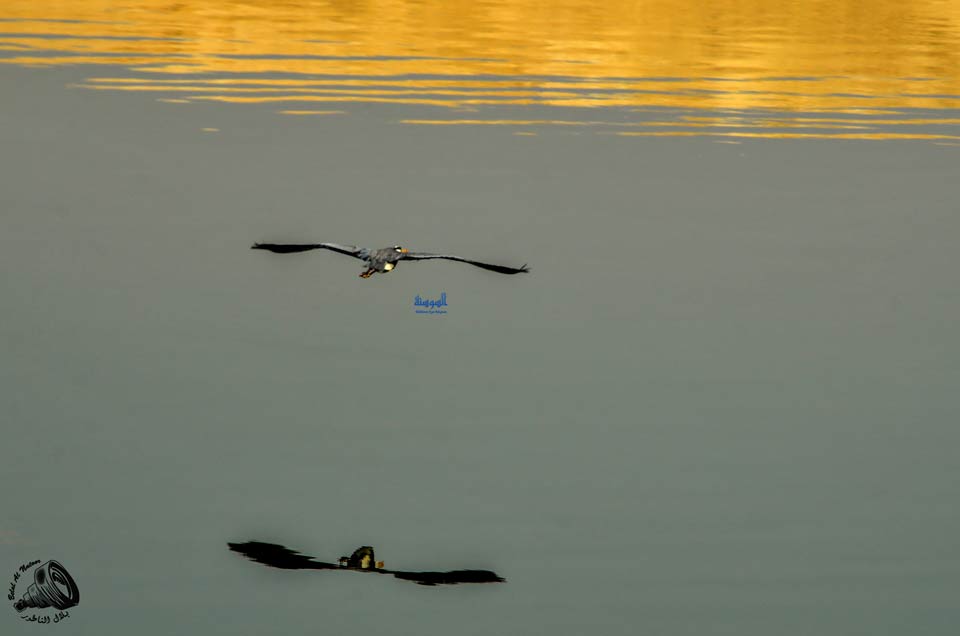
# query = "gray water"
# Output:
<box><xmin>2</xmin><ymin>60</ymin><xmax>959</xmax><ymax>635</ymax></box>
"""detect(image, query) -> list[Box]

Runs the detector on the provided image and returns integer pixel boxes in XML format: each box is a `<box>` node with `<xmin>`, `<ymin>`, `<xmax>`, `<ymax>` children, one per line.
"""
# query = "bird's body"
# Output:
<box><xmin>360</xmin><ymin>246</ymin><xmax>406</xmax><ymax>278</ymax></box>
<box><xmin>252</xmin><ymin>242</ymin><xmax>528</xmax><ymax>278</ymax></box>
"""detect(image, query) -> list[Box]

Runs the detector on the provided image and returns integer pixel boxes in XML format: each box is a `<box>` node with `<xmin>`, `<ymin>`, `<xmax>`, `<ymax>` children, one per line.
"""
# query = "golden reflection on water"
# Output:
<box><xmin>3</xmin><ymin>0</ymin><xmax>960</xmax><ymax>140</ymax></box>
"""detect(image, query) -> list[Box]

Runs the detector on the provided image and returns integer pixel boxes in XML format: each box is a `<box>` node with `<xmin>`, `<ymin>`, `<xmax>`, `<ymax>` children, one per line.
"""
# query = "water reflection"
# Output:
<box><xmin>3</xmin><ymin>0</ymin><xmax>960</xmax><ymax>140</ymax></box>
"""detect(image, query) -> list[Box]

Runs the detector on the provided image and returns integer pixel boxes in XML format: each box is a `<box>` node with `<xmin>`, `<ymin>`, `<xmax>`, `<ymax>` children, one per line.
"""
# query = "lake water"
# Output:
<box><xmin>2</xmin><ymin>2</ymin><xmax>959</xmax><ymax>635</ymax></box>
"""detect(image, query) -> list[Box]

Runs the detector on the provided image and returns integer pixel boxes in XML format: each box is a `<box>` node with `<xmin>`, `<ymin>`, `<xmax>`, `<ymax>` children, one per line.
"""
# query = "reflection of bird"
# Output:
<box><xmin>251</xmin><ymin>242</ymin><xmax>529</xmax><ymax>278</ymax></box>
<box><xmin>228</xmin><ymin>541</ymin><xmax>506</xmax><ymax>586</ymax></box>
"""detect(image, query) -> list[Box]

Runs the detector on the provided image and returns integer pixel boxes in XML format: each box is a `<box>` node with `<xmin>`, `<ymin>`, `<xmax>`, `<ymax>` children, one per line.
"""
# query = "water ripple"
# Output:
<box><xmin>3</xmin><ymin>0</ymin><xmax>960</xmax><ymax>141</ymax></box>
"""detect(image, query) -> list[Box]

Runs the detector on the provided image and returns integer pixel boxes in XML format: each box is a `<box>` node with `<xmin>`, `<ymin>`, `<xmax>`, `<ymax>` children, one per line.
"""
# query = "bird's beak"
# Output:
<box><xmin>400</xmin><ymin>248</ymin><xmax>408</xmax><ymax>253</ymax></box>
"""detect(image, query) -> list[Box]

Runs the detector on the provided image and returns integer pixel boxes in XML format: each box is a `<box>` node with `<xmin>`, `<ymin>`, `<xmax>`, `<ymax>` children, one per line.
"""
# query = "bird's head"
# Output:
<box><xmin>393</xmin><ymin>245</ymin><xmax>408</xmax><ymax>254</ymax></box>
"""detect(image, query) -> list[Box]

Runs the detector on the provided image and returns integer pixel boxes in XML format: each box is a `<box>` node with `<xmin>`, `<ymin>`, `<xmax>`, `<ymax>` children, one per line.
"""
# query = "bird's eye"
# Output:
<box><xmin>394</xmin><ymin>246</ymin><xmax>403</xmax><ymax>252</ymax></box>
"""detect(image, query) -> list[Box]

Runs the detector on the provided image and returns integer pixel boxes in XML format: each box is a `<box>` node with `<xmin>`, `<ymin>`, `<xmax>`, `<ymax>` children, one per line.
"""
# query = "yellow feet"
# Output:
<box><xmin>359</xmin><ymin>269</ymin><xmax>375</xmax><ymax>278</ymax></box>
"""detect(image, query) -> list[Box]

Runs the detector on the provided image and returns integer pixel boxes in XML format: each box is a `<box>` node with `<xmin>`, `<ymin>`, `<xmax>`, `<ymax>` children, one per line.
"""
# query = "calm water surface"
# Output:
<box><xmin>2</xmin><ymin>2</ymin><xmax>959</xmax><ymax>636</ymax></box>
<box><xmin>3</xmin><ymin>0</ymin><xmax>960</xmax><ymax>138</ymax></box>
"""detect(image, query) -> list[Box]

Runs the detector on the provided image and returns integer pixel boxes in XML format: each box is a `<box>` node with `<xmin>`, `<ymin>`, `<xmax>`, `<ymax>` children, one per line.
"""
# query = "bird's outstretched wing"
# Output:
<box><xmin>387</xmin><ymin>569</ymin><xmax>506</xmax><ymax>586</ymax></box>
<box><xmin>228</xmin><ymin>541</ymin><xmax>338</xmax><ymax>570</ymax></box>
<box><xmin>251</xmin><ymin>242</ymin><xmax>364</xmax><ymax>259</ymax></box>
<box><xmin>400</xmin><ymin>252</ymin><xmax>529</xmax><ymax>275</ymax></box>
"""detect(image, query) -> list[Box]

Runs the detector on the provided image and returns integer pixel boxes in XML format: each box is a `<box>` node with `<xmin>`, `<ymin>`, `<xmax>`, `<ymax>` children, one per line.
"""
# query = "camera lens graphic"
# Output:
<box><xmin>13</xmin><ymin>561</ymin><xmax>79</xmax><ymax>613</ymax></box>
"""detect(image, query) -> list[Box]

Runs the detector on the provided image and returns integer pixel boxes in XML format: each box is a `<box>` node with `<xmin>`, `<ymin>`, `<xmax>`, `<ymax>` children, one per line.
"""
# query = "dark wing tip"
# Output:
<box><xmin>227</xmin><ymin>540</ymin><xmax>332</xmax><ymax>570</ymax></box>
<box><xmin>499</xmin><ymin>261</ymin><xmax>529</xmax><ymax>274</ymax></box>
<box><xmin>251</xmin><ymin>243</ymin><xmax>287</xmax><ymax>251</ymax></box>
<box><xmin>474</xmin><ymin>260</ymin><xmax>530</xmax><ymax>275</ymax></box>
<box><xmin>392</xmin><ymin>569</ymin><xmax>507</xmax><ymax>586</ymax></box>
<box><xmin>250</xmin><ymin>243</ymin><xmax>325</xmax><ymax>254</ymax></box>
<box><xmin>498</xmin><ymin>263</ymin><xmax>529</xmax><ymax>274</ymax></box>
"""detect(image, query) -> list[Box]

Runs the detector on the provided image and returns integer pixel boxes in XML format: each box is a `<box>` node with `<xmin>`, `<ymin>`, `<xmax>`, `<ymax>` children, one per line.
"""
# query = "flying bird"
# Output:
<box><xmin>228</xmin><ymin>541</ymin><xmax>505</xmax><ymax>586</ymax></box>
<box><xmin>251</xmin><ymin>242</ymin><xmax>529</xmax><ymax>278</ymax></box>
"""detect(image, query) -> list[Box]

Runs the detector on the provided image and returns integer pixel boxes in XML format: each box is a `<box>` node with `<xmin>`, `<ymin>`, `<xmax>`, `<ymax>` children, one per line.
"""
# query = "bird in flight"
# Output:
<box><xmin>228</xmin><ymin>541</ymin><xmax>506</xmax><ymax>586</ymax></box>
<box><xmin>251</xmin><ymin>242</ymin><xmax>529</xmax><ymax>278</ymax></box>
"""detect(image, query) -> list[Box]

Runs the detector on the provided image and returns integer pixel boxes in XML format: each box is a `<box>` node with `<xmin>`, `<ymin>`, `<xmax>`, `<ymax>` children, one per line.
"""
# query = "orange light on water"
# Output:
<box><xmin>3</xmin><ymin>0</ymin><xmax>960</xmax><ymax>139</ymax></box>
